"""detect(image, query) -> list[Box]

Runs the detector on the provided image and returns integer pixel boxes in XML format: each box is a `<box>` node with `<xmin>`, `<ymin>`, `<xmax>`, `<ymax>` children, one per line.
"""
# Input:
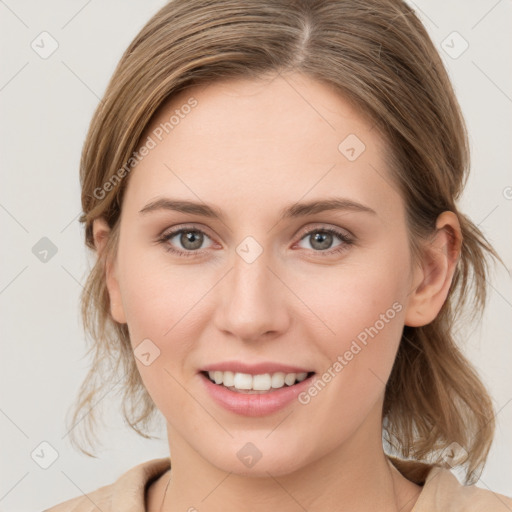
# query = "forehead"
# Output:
<box><xmin>123</xmin><ymin>73</ymin><xmax>402</xmax><ymax>223</ymax></box>
<box><xmin>145</xmin><ymin>72</ymin><xmax>376</xmax><ymax>152</ymax></box>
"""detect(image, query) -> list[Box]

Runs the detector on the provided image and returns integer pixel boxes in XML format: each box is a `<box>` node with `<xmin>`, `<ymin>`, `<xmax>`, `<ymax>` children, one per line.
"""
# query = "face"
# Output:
<box><xmin>104</xmin><ymin>72</ymin><xmax>420</xmax><ymax>476</ymax></box>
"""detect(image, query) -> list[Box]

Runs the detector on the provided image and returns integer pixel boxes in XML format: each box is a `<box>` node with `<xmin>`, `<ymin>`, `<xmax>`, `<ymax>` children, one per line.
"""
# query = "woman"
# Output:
<box><xmin>46</xmin><ymin>0</ymin><xmax>512</xmax><ymax>510</ymax></box>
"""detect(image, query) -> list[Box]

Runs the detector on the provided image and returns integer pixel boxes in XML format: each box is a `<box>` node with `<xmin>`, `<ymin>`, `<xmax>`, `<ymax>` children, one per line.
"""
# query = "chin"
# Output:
<box><xmin>198</xmin><ymin>436</ymin><xmax>315</xmax><ymax>478</ymax></box>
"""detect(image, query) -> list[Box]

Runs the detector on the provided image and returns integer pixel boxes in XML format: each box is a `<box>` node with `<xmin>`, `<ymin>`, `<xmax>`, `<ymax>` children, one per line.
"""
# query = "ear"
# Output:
<box><xmin>404</xmin><ymin>211</ymin><xmax>462</xmax><ymax>327</ymax></box>
<box><xmin>92</xmin><ymin>217</ymin><xmax>127</xmax><ymax>324</ymax></box>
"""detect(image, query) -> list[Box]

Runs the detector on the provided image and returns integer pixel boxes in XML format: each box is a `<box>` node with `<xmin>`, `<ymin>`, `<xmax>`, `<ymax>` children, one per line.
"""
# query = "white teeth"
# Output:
<box><xmin>252</xmin><ymin>373</ymin><xmax>271</xmax><ymax>391</ymax></box>
<box><xmin>284</xmin><ymin>373</ymin><xmax>296</xmax><ymax>386</ymax></box>
<box><xmin>205</xmin><ymin>370</ymin><xmax>311</xmax><ymax>390</ymax></box>
<box><xmin>222</xmin><ymin>371</ymin><xmax>235</xmax><ymax>387</ymax></box>
<box><xmin>296</xmin><ymin>372</ymin><xmax>308</xmax><ymax>382</ymax></box>
<box><xmin>233</xmin><ymin>372</ymin><xmax>253</xmax><ymax>390</ymax></box>
<box><xmin>271</xmin><ymin>372</ymin><xmax>285</xmax><ymax>388</ymax></box>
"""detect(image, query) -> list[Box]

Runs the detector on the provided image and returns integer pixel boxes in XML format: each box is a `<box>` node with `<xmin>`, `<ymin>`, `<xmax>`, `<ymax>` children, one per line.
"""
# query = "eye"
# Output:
<box><xmin>158</xmin><ymin>226</ymin><xmax>214</xmax><ymax>257</ymax></box>
<box><xmin>157</xmin><ymin>224</ymin><xmax>354</xmax><ymax>258</ymax></box>
<box><xmin>295</xmin><ymin>226</ymin><xmax>354</xmax><ymax>256</ymax></box>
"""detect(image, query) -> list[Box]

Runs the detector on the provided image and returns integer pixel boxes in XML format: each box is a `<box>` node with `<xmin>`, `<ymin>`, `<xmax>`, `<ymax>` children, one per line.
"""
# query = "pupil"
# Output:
<box><xmin>312</xmin><ymin>232</ymin><xmax>332</xmax><ymax>250</ymax></box>
<box><xmin>182</xmin><ymin>231</ymin><xmax>203</xmax><ymax>250</ymax></box>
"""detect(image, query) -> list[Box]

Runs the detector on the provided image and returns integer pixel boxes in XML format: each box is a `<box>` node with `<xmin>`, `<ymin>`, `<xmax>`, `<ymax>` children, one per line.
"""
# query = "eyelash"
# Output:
<box><xmin>156</xmin><ymin>224</ymin><xmax>354</xmax><ymax>258</ymax></box>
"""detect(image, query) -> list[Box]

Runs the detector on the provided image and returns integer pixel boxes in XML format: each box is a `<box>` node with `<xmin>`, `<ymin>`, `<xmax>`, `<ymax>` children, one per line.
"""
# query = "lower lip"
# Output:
<box><xmin>199</xmin><ymin>372</ymin><xmax>316</xmax><ymax>417</ymax></box>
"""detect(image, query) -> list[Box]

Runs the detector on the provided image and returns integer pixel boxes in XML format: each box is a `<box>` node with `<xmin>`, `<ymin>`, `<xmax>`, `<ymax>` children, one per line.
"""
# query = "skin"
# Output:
<box><xmin>93</xmin><ymin>72</ymin><xmax>461</xmax><ymax>511</ymax></box>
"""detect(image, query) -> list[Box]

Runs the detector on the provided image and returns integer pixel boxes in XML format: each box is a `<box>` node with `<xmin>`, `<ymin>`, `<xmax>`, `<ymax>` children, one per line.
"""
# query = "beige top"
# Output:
<box><xmin>44</xmin><ymin>457</ymin><xmax>512</xmax><ymax>511</ymax></box>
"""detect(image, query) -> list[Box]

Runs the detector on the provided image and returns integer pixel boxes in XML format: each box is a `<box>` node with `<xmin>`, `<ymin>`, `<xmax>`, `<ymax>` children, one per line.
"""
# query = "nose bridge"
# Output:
<box><xmin>214</xmin><ymin>236</ymin><xmax>290</xmax><ymax>341</ymax></box>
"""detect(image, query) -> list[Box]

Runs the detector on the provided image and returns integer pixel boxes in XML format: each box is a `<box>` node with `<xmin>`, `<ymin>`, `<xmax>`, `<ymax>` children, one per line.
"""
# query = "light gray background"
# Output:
<box><xmin>1</xmin><ymin>1</ymin><xmax>511</xmax><ymax>510</ymax></box>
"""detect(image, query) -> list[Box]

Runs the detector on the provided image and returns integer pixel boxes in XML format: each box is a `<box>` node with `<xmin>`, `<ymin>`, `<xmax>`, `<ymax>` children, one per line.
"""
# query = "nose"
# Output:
<box><xmin>213</xmin><ymin>246</ymin><xmax>291</xmax><ymax>343</ymax></box>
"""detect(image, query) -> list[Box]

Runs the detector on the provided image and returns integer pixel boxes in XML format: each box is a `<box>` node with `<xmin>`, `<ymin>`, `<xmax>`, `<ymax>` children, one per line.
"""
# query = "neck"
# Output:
<box><xmin>156</xmin><ymin>418</ymin><xmax>421</xmax><ymax>512</ymax></box>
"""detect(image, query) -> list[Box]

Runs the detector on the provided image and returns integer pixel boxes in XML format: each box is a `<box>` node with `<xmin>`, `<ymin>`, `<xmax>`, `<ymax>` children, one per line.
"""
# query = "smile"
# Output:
<box><xmin>198</xmin><ymin>364</ymin><xmax>317</xmax><ymax>416</ymax></box>
<box><xmin>203</xmin><ymin>370</ymin><xmax>313</xmax><ymax>393</ymax></box>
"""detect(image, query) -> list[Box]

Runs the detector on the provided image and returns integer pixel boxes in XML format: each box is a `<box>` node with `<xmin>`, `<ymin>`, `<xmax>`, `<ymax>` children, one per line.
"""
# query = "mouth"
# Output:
<box><xmin>197</xmin><ymin>361</ymin><xmax>317</xmax><ymax>416</ymax></box>
<box><xmin>200</xmin><ymin>370</ymin><xmax>316</xmax><ymax>394</ymax></box>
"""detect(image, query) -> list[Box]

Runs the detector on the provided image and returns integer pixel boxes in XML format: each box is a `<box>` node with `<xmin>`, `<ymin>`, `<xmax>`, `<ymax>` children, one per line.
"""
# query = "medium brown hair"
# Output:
<box><xmin>69</xmin><ymin>0</ymin><xmax>500</xmax><ymax>484</ymax></box>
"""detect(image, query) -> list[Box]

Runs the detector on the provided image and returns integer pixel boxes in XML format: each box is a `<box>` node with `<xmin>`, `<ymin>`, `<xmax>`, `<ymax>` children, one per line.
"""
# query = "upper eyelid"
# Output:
<box><xmin>295</xmin><ymin>223</ymin><xmax>353</xmax><ymax>240</ymax></box>
<box><xmin>160</xmin><ymin>223</ymin><xmax>216</xmax><ymax>242</ymax></box>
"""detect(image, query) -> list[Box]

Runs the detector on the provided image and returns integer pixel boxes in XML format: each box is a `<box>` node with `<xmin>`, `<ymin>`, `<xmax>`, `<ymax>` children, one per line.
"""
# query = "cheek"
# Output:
<box><xmin>115</xmin><ymin>242</ymin><xmax>206</xmax><ymax>405</ymax></box>
<box><xmin>305</xmin><ymin>250</ymin><xmax>409</xmax><ymax>349</ymax></box>
<box><xmin>297</xmin><ymin>243</ymin><xmax>409</xmax><ymax>409</ymax></box>
<box><xmin>116</xmin><ymin>244</ymin><xmax>203</xmax><ymax>418</ymax></box>
<box><xmin>117</xmin><ymin>240</ymin><xmax>208</xmax><ymax>343</ymax></box>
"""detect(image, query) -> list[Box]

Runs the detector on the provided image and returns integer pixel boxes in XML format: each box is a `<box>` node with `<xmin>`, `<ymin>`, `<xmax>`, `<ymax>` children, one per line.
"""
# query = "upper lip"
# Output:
<box><xmin>200</xmin><ymin>361</ymin><xmax>313</xmax><ymax>375</ymax></box>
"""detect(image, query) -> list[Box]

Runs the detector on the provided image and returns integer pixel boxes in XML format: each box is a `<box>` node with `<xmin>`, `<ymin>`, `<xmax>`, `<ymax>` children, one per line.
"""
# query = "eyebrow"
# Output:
<box><xmin>139</xmin><ymin>197</ymin><xmax>376</xmax><ymax>221</ymax></box>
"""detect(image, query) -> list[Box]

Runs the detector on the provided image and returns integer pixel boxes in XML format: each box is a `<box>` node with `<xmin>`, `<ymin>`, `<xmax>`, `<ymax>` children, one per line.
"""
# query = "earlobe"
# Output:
<box><xmin>404</xmin><ymin>211</ymin><xmax>462</xmax><ymax>327</ymax></box>
<box><xmin>92</xmin><ymin>217</ymin><xmax>127</xmax><ymax>324</ymax></box>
